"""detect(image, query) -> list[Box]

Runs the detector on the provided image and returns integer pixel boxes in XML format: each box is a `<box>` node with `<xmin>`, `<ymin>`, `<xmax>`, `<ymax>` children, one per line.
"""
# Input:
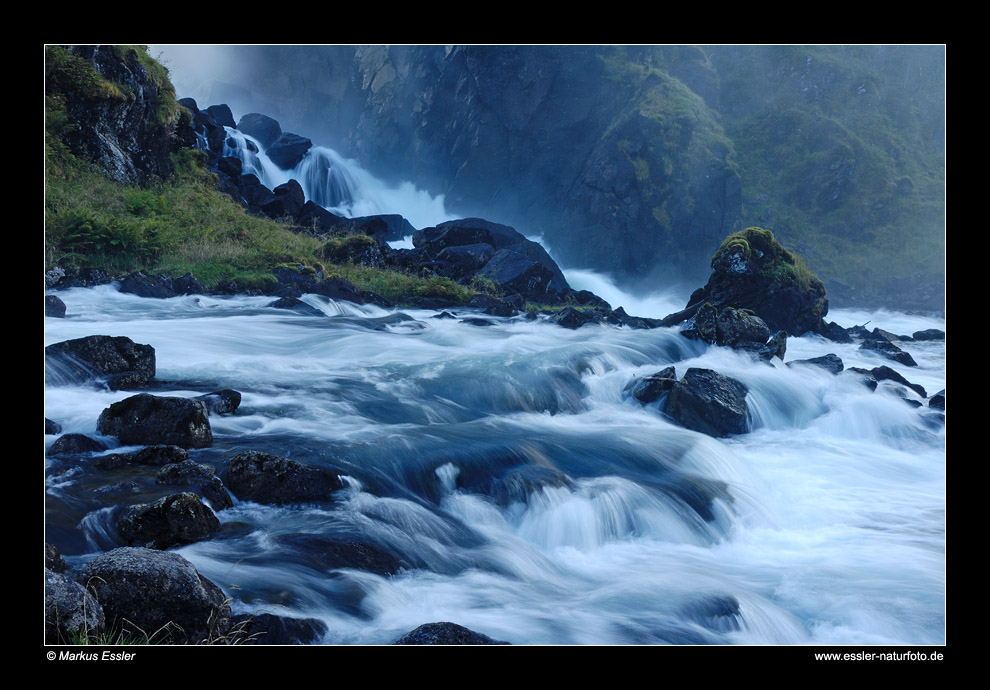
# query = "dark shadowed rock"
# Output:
<box><xmin>787</xmin><ymin>353</ymin><xmax>844</xmax><ymax>374</ymax></box>
<box><xmin>393</xmin><ymin>622</ymin><xmax>511</xmax><ymax>645</ymax></box>
<box><xmin>715</xmin><ymin>307</ymin><xmax>770</xmax><ymax>347</ymax></box>
<box><xmin>822</xmin><ymin>321</ymin><xmax>854</xmax><ymax>343</ymax></box>
<box><xmin>665</xmin><ymin>227</ymin><xmax>828</xmax><ymax>335</ymax></box>
<box><xmin>859</xmin><ymin>338</ymin><xmax>918</xmax><ymax>367</ymax></box>
<box><xmin>929</xmin><ymin>389</ymin><xmax>945</xmax><ymax>410</ymax></box>
<box><xmin>237</xmin><ymin>173</ymin><xmax>276</xmax><ymax>208</ymax></box>
<box><xmin>46</xmin><ymin>295</ymin><xmax>66</xmax><ymax>318</ymax></box>
<box><xmin>119</xmin><ymin>271</ymin><xmax>177</xmax><ymax>298</ymax></box>
<box><xmin>95</xmin><ymin>445</ymin><xmax>190</xmax><ymax>470</ymax></box>
<box><xmin>46</xmin><ymin>542</ymin><xmax>68</xmax><ymax>572</ymax></box>
<box><xmin>47</xmin><ymin>433</ymin><xmax>108</xmax><ymax>456</ymax></box>
<box><xmin>117</xmin><ymin>492</ymin><xmax>221</xmax><ymax>549</ymax></box>
<box><xmin>46</xmin><ymin>335</ymin><xmax>156</xmax><ymax>389</ymax></box>
<box><xmin>631</xmin><ymin>366</ymin><xmax>677</xmax><ymax>404</ymax></box>
<box><xmin>81</xmin><ymin>547</ymin><xmax>231</xmax><ymax>644</ymax></box>
<box><xmin>553</xmin><ymin>307</ymin><xmax>602</xmax><ymax>329</ymax></box>
<box><xmin>157</xmin><ymin>460</ymin><xmax>233</xmax><ymax>510</ymax></box>
<box><xmin>229</xmin><ymin>613</ymin><xmax>329</xmax><ymax>645</ymax></box>
<box><xmin>477</xmin><ymin>248</ymin><xmax>554</xmax><ymax>300</ymax></box>
<box><xmin>225</xmin><ymin>451</ymin><xmax>343</xmax><ymax>504</ymax></box>
<box><xmin>266</xmin><ymin>132</ymin><xmax>313</xmax><ymax>169</ymax></box>
<box><xmin>46</xmin><ymin>568</ymin><xmax>105</xmax><ymax>644</ymax></box>
<box><xmin>45</xmin><ymin>418</ymin><xmax>63</xmax><ymax>435</ymax></box>
<box><xmin>237</xmin><ymin>113</ymin><xmax>282</xmax><ymax>149</ymax></box>
<box><xmin>913</xmin><ymin>328</ymin><xmax>945</xmax><ymax>341</ymax></box>
<box><xmin>218</xmin><ymin>155</ymin><xmax>243</xmax><ymax>177</ymax></box>
<box><xmin>268</xmin><ymin>296</ymin><xmax>326</xmax><ymax>316</ymax></box>
<box><xmin>261</xmin><ymin>179</ymin><xmax>306</xmax><ymax>219</ymax></box>
<box><xmin>97</xmin><ymin>394</ymin><xmax>212</xmax><ymax>448</ymax></box>
<box><xmin>205</xmin><ymin>104</ymin><xmax>235</xmax><ymax>128</ymax></box>
<box><xmin>868</xmin><ymin>365</ymin><xmax>927</xmax><ymax>398</ymax></box>
<box><xmin>173</xmin><ymin>273</ymin><xmax>205</xmax><ymax>295</ymax></box>
<box><xmin>195</xmin><ymin>389</ymin><xmax>242</xmax><ymax>415</ymax></box>
<box><xmin>664</xmin><ymin>368</ymin><xmax>749</xmax><ymax>437</ymax></box>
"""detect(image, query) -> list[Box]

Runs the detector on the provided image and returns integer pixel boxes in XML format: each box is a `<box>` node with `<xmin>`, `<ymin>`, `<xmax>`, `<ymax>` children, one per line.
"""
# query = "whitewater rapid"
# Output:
<box><xmin>44</xmin><ymin>282</ymin><xmax>945</xmax><ymax>645</ymax></box>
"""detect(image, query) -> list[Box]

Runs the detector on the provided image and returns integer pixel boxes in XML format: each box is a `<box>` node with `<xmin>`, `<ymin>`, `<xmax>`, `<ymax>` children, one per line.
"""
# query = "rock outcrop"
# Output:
<box><xmin>664</xmin><ymin>227</ymin><xmax>828</xmax><ymax>336</ymax></box>
<box><xmin>45</xmin><ymin>45</ymin><xmax>187</xmax><ymax>185</ymax></box>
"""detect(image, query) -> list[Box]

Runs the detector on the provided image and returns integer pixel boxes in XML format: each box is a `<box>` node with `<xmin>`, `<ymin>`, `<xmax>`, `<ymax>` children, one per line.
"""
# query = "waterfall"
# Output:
<box><xmin>221</xmin><ymin>129</ymin><xmax>453</xmax><ymax>230</ymax></box>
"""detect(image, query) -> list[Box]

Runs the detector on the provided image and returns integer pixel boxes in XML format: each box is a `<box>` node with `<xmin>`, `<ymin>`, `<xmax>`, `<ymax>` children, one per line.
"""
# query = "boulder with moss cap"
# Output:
<box><xmin>663</xmin><ymin>227</ymin><xmax>828</xmax><ymax>335</ymax></box>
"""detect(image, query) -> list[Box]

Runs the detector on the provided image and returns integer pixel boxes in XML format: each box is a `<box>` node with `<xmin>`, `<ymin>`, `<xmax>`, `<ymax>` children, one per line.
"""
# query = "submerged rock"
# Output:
<box><xmin>393</xmin><ymin>622</ymin><xmax>511</xmax><ymax>645</ymax></box>
<box><xmin>97</xmin><ymin>394</ymin><xmax>213</xmax><ymax>448</ymax></box>
<box><xmin>664</xmin><ymin>368</ymin><xmax>749</xmax><ymax>438</ymax></box>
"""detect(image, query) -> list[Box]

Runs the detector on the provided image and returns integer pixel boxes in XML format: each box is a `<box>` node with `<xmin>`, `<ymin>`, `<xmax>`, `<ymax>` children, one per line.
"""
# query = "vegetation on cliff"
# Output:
<box><xmin>706</xmin><ymin>45</ymin><xmax>945</xmax><ymax>304</ymax></box>
<box><xmin>44</xmin><ymin>46</ymin><xmax>471</xmax><ymax>304</ymax></box>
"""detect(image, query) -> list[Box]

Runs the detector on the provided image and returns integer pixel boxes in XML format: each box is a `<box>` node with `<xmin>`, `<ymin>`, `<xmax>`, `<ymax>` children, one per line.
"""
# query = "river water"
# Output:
<box><xmin>44</xmin><ymin>282</ymin><xmax>945</xmax><ymax>645</ymax></box>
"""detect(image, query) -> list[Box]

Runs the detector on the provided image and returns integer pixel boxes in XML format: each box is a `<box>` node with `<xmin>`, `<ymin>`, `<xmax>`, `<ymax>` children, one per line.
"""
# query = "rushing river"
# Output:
<box><xmin>43</xmin><ymin>281</ymin><xmax>945</xmax><ymax>645</ymax></box>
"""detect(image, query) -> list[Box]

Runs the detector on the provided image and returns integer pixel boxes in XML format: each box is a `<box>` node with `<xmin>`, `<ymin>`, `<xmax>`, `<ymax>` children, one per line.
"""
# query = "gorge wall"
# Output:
<box><xmin>156</xmin><ymin>45</ymin><xmax>947</xmax><ymax>310</ymax></box>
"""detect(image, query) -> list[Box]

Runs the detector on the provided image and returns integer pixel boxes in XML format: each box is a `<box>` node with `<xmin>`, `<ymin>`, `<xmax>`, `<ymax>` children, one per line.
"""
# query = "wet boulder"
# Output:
<box><xmin>117</xmin><ymin>492</ymin><xmax>221</xmax><ymax>549</ymax></box>
<box><xmin>45</xmin><ymin>335</ymin><xmax>156</xmax><ymax>389</ymax></box>
<box><xmin>393</xmin><ymin>622</ymin><xmax>511</xmax><ymax>645</ymax></box>
<box><xmin>195</xmin><ymin>389</ymin><xmax>242</xmax><ymax>415</ymax></box>
<box><xmin>157</xmin><ymin>460</ymin><xmax>233</xmax><ymax>510</ymax></box>
<box><xmin>913</xmin><ymin>328</ymin><xmax>945</xmax><ymax>341</ymax></box>
<box><xmin>236</xmin><ymin>112</ymin><xmax>282</xmax><ymax>149</ymax></box>
<box><xmin>631</xmin><ymin>366</ymin><xmax>677</xmax><ymax>404</ymax></box>
<box><xmin>80</xmin><ymin>547</ymin><xmax>231</xmax><ymax>644</ymax></box>
<box><xmin>859</xmin><ymin>337</ymin><xmax>918</xmax><ymax>367</ymax></box>
<box><xmin>260</xmin><ymin>179</ymin><xmax>305</xmax><ymax>219</ymax></box>
<box><xmin>46</xmin><ymin>295</ymin><xmax>66</xmax><ymax>317</ymax></box>
<box><xmin>552</xmin><ymin>306</ymin><xmax>603</xmax><ymax>329</ymax></box>
<box><xmin>224</xmin><ymin>451</ymin><xmax>343</xmax><ymax>504</ymax></box>
<box><xmin>266</xmin><ymin>132</ymin><xmax>312</xmax><ymax>170</ymax></box>
<box><xmin>664</xmin><ymin>368</ymin><xmax>749</xmax><ymax>438</ymax></box>
<box><xmin>47</xmin><ymin>433</ymin><xmax>108</xmax><ymax>456</ymax></box>
<box><xmin>97</xmin><ymin>394</ymin><xmax>213</xmax><ymax>448</ymax></box>
<box><xmin>787</xmin><ymin>353</ymin><xmax>844</xmax><ymax>374</ymax></box>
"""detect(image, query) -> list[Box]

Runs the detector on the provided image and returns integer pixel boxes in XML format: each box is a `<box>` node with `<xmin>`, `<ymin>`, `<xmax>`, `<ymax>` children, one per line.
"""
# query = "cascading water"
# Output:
<box><xmin>44</xmin><ymin>277</ymin><xmax>945</xmax><ymax>646</ymax></box>
<box><xmin>221</xmin><ymin>127</ymin><xmax>454</xmax><ymax>230</ymax></box>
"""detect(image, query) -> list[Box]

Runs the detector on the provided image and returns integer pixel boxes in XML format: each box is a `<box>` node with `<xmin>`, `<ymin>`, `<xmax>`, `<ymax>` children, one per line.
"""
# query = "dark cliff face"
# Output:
<box><xmin>198</xmin><ymin>45</ymin><xmax>742</xmax><ymax>284</ymax></box>
<box><xmin>342</xmin><ymin>46</ymin><xmax>742</xmax><ymax>283</ymax></box>
<box><xmin>46</xmin><ymin>45</ymin><xmax>184</xmax><ymax>185</ymax></box>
